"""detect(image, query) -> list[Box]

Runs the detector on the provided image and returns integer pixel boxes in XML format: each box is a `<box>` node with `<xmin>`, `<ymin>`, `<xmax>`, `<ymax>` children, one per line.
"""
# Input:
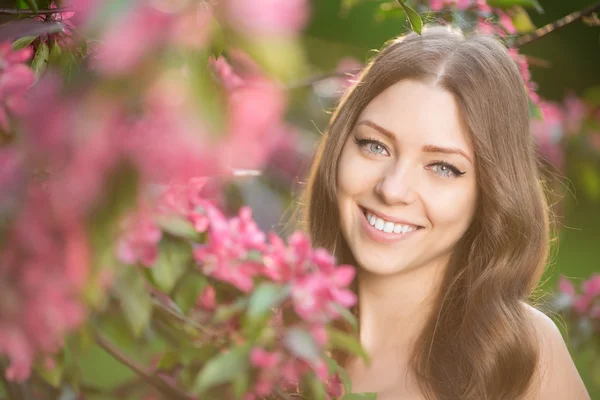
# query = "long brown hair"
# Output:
<box><xmin>301</xmin><ymin>25</ymin><xmax>550</xmax><ymax>399</ymax></box>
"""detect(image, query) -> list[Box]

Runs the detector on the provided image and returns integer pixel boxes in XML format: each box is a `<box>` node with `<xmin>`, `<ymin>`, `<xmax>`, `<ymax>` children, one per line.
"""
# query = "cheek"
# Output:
<box><xmin>423</xmin><ymin>180</ymin><xmax>477</xmax><ymax>231</ymax></box>
<box><xmin>337</xmin><ymin>150</ymin><xmax>381</xmax><ymax>202</ymax></box>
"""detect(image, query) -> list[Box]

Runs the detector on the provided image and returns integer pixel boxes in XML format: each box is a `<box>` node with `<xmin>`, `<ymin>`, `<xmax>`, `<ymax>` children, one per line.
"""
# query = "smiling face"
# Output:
<box><xmin>336</xmin><ymin>79</ymin><xmax>478</xmax><ymax>276</ymax></box>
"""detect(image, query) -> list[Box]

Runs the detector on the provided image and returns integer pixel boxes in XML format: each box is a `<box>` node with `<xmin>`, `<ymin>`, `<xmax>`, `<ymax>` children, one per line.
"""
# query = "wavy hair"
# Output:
<box><xmin>301</xmin><ymin>25</ymin><xmax>550</xmax><ymax>399</ymax></box>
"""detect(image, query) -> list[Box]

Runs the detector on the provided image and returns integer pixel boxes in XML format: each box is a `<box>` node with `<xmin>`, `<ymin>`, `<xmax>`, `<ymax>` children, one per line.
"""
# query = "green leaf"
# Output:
<box><xmin>308</xmin><ymin>376</ymin><xmax>327</xmax><ymax>400</ymax></box>
<box><xmin>31</xmin><ymin>41</ymin><xmax>50</xmax><ymax>79</ymax></box>
<box><xmin>332</xmin><ymin>303</ymin><xmax>359</xmax><ymax>332</ymax></box>
<box><xmin>528</xmin><ymin>97</ymin><xmax>543</xmax><ymax>120</ymax></box>
<box><xmin>327</xmin><ymin>328</ymin><xmax>370</xmax><ymax>364</ymax></box>
<box><xmin>341</xmin><ymin>393</ymin><xmax>378</xmax><ymax>400</ymax></box>
<box><xmin>155</xmin><ymin>215</ymin><xmax>202</xmax><ymax>241</ymax></box>
<box><xmin>190</xmin><ymin>51</ymin><xmax>226</xmax><ymax>134</ymax></box>
<box><xmin>193</xmin><ymin>345</ymin><xmax>251</xmax><ymax>394</ymax></box>
<box><xmin>397</xmin><ymin>0</ymin><xmax>422</xmax><ymax>35</ymax></box>
<box><xmin>35</xmin><ymin>354</ymin><xmax>64</xmax><ymax>387</ymax></box>
<box><xmin>49</xmin><ymin>40</ymin><xmax>62</xmax><ymax>66</ymax></box>
<box><xmin>232</xmin><ymin>372</ymin><xmax>250</xmax><ymax>400</ymax></box>
<box><xmin>25</xmin><ymin>0</ymin><xmax>38</xmax><ymax>12</ymax></box>
<box><xmin>114</xmin><ymin>268</ymin><xmax>153</xmax><ymax>337</ymax></box>
<box><xmin>173</xmin><ymin>273</ymin><xmax>208</xmax><ymax>314</ymax></box>
<box><xmin>12</xmin><ymin>36</ymin><xmax>36</xmax><ymax>51</ymax></box>
<box><xmin>284</xmin><ymin>327</ymin><xmax>321</xmax><ymax>363</ymax></box>
<box><xmin>511</xmin><ymin>6</ymin><xmax>536</xmax><ymax>33</ymax></box>
<box><xmin>487</xmin><ymin>0</ymin><xmax>543</xmax><ymax>13</ymax></box>
<box><xmin>247</xmin><ymin>283</ymin><xmax>289</xmax><ymax>319</ymax></box>
<box><xmin>151</xmin><ymin>236</ymin><xmax>192</xmax><ymax>293</ymax></box>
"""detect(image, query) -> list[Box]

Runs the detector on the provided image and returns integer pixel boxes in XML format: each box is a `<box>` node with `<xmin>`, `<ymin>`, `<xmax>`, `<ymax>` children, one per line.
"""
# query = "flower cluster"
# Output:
<box><xmin>113</xmin><ymin>178</ymin><xmax>357</xmax><ymax>398</ymax></box>
<box><xmin>557</xmin><ymin>275</ymin><xmax>600</xmax><ymax>319</ymax></box>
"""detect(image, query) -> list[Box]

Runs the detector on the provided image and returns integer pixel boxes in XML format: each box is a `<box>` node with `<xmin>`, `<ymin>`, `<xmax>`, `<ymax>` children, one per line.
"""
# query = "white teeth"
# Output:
<box><xmin>383</xmin><ymin>221</ymin><xmax>394</xmax><ymax>233</ymax></box>
<box><xmin>365</xmin><ymin>211</ymin><xmax>419</xmax><ymax>235</ymax></box>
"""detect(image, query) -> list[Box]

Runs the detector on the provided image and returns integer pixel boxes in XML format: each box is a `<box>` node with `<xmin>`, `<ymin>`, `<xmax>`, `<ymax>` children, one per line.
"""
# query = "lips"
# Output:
<box><xmin>359</xmin><ymin>206</ymin><xmax>424</xmax><ymax>229</ymax></box>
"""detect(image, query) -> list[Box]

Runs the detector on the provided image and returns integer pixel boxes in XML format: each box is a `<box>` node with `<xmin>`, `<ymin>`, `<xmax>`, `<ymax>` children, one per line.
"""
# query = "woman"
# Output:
<box><xmin>302</xmin><ymin>26</ymin><xmax>589</xmax><ymax>399</ymax></box>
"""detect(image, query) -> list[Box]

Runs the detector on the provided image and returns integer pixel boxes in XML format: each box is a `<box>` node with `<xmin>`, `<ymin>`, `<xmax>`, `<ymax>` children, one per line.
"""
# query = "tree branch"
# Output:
<box><xmin>94</xmin><ymin>332</ymin><xmax>195</xmax><ymax>400</ymax></box>
<box><xmin>0</xmin><ymin>7</ymin><xmax>71</xmax><ymax>15</ymax></box>
<box><xmin>513</xmin><ymin>1</ymin><xmax>600</xmax><ymax>47</ymax></box>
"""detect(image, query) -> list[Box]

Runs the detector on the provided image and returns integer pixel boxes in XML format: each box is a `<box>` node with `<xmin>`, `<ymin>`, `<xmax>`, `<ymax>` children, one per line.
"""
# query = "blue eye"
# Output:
<box><xmin>353</xmin><ymin>137</ymin><xmax>390</xmax><ymax>156</ymax></box>
<box><xmin>430</xmin><ymin>162</ymin><xmax>465</xmax><ymax>178</ymax></box>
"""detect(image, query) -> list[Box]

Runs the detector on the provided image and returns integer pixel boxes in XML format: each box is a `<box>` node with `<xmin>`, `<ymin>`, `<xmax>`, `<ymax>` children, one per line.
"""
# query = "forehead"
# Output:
<box><xmin>357</xmin><ymin>79</ymin><xmax>473</xmax><ymax>154</ymax></box>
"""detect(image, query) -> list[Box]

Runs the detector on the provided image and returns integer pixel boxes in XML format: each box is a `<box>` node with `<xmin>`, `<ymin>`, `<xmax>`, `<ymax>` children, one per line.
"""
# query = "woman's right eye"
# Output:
<box><xmin>354</xmin><ymin>137</ymin><xmax>390</xmax><ymax>156</ymax></box>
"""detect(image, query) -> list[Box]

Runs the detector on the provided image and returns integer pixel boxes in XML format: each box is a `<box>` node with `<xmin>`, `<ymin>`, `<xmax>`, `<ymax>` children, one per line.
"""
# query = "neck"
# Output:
<box><xmin>356</xmin><ymin>256</ymin><xmax>449</xmax><ymax>357</ymax></box>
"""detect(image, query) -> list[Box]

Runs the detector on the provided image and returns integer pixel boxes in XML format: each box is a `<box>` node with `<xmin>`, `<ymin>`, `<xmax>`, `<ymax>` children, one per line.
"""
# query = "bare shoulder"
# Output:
<box><xmin>522</xmin><ymin>303</ymin><xmax>590</xmax><ymax>400</ymax></box>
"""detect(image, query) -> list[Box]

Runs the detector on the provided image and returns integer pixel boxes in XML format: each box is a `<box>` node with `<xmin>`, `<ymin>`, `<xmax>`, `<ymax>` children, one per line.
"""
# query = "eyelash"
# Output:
<box><xmin>353</xmin><ymin>136</ymin><xmax>466</xmax><ymax>178</ymax></box>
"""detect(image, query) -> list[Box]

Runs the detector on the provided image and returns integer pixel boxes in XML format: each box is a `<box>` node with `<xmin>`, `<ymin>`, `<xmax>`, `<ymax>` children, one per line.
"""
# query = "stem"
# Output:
<box><xmin>513</xmin><ymin>1</ymin><xmax>600</xmax><ymax>47</ymax></box>
<box><xmin>94</xmin><ymin>333</ymin><xmax>195</xmax><ymax>400</ymax></box>
<box><xmin>0</xmin><ymin>8</ymin><xmax>71</xmax><ymax>15</ymax></box>
<box><xmin>287</xmin><ymin>71</ymin><xmax>360</xmax><ymax>90</ymax></box>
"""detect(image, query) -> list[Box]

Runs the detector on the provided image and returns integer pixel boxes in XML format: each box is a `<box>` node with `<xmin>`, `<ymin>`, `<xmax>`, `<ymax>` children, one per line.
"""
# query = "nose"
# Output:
<box><xmin>374</xmin><ymin>161</ymin><xmax>418</xmax><ymax>205</ymax></box>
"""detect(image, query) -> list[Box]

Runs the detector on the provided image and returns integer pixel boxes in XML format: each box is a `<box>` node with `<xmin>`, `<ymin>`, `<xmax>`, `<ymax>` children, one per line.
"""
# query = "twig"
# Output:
<box><xmin>513</xmin><ymin>1</ymin><xmax>600</xmax><ymax>47</ymax></box>
<box><xmin>287</xmin><ymin>71</ymin><xmax>360</xmax><ymax>90</ymax></box>
<box><xmin>524</xmin><ymin>55</ymin><xmax>551</xmax><ymax>68</ymax></box>
<box><xmin>95</xmin><ymin>332</ymin><xmax>195</xmax><ymax>400</ymax></box>
<box><xmin>0</xmin><ymin>8</ymin><xmax>71</xmax><ymax>15</ymax></box>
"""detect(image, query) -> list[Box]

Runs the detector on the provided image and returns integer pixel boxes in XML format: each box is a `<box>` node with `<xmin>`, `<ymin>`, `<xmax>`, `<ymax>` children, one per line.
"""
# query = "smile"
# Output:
<box><xmin>359</xmin><ymin>206</ymin><xmax>423</xmax><ymax>243</ymax></box>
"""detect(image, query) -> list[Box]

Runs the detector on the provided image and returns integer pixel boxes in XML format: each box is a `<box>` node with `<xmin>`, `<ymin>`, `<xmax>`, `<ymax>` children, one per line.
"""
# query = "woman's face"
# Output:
<box><xmin>337</xmin><ymin>79</ymin><xmax>478</xmax><ymax>276</ymax></box>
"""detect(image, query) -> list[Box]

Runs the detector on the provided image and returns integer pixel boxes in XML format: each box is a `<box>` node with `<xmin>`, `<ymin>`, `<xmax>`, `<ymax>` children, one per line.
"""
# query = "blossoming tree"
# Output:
<box><xmin>0</xmin><ymin>0</ymin><xmax>599</xmax><ymax>398</ymax></box>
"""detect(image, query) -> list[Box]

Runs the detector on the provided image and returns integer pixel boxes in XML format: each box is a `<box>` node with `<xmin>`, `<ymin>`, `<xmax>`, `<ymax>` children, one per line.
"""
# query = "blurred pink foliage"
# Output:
<box><xmin>0</xmin><ymin>44</ymin><xmax>34</xmax><ymax>131</ymax></box>
<box><xmin>222</xmin><ymin>0</ymin><xmax>310</xmax><ymax>37</ymax></box>
<box><xmin>0</xmin><ymin>187</ymin><xmax>87</xmax><ymax>381</ymax></box>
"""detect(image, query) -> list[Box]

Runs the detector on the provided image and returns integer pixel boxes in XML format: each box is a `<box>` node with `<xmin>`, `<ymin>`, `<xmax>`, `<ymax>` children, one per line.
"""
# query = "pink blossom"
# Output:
<box><xmin>117</xmin><ymin>210</ymin><xmax>162</xmax><ymax>267</ymax></box>
<box><xmin>0</xmin><ymin>188</ymin><xmax>86</xmax><ymax>381</ymax></box>
<box><xmin>194</xmin><ymin>206</ymin><xmax>266</xmax><ymax>292</ymax></box>
<box><xmin>582</xmin><ymin>274</ymin><xmax>600</xmax><ymax>298</ymax></box>
<box><xmin>291</xmin><ymin>265</ymin><xmax>356</xmax><ymax>323</ymax></box>
<box><xmin>196</xmin><ymin>285</ymin><xmax>216</xmax><ymax>310</ymax></box>
<box><xmin>429</xmin><ymin>0</ymin><xmax>444</xmax><ymax>11</ymax></box>
<box><xmin>508</xmin><ymin>48</ymin><xmax>539</xmax><ymax>105</ymax></box>
<box><xmin>221</xmin><ymin>76</ymin><xmax>287</xmax><ymax>170</ymax></box>
<box><xmin>250</xmin><ymin>347</ymin><xmax>280</xmax><ymax>368</ymax></box>
<box><xmin>558</xmin><ymin>276</ymin><xmax>576</xmax><ymax>297</ymax></box>
<box><xmin>210</xmin><ymin>56</ymin><xmax>245</xmax><ymax>91</ymax></box>
<box><xmin>326</xmin><ymin>373</ymin><xmax>344</xmax><ymax>398</ymax></box>
<box><xmin>563</xmin><ymin>93</ymin><xmax>586</xmax><ymax>135</ymax></box>
<box><xmin>222</xmin><ymin>0</ymin><xmax>309</xmax><ymax>37</ymax></box>
<box><xmin>93</xmin><ymin>6</ymin><xmax>172</xmax><ymax>75</ymax></box>
<box><xmin>497</xmin><ymin>10</ymin><xmax>517</xmax><ymax>34</ymax></box>
<box><xmin>428</xmin><ymin>0</ymin><xmax>474</xmax><ymax>11</ymax></box>
<box><xmin>0</xmin><ymin>43</ymin><xmax>35</xmax><ymax>130</ymax></box>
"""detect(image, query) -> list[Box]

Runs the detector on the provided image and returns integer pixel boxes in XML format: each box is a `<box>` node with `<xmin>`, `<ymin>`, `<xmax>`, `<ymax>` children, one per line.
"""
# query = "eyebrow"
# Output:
<box><xmin>356</xmin><ymin>119</ymin><xmax>473</xmax><ymax>164</ymax></box>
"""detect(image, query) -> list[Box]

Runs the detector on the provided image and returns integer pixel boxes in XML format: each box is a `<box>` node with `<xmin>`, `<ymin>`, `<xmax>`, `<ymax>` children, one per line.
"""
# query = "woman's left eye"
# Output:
<box><xmin>430</xmin><ymin>162</ymin><xmax>465</xmax><ymax>178</ymax></box>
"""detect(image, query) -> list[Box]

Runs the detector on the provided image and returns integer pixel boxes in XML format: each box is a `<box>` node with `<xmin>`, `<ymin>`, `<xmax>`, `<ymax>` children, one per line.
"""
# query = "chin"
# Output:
<box><xmin>347</xmin><ymin>242</ymin><xmax>410</xmax><ymax>276</ymax></box>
